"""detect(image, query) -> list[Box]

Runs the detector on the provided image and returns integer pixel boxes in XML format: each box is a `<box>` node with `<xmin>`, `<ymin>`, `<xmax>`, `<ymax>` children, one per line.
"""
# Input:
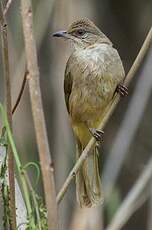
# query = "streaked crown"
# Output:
<box><xmin>67</xmin><ymin>18</ymin><xmax>102</xmax><ymax>36</ymax></box>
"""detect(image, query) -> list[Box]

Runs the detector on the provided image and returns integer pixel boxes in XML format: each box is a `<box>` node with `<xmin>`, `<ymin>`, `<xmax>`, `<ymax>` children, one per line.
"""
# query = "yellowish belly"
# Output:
<box><xmin>69</xmin><ymin>86</ymin><xmax>112</xmax><ymax>123</ymax></box>
<box><xmin>69</xmin><ymin>76</ymin><xmax>117</xmax><ymax>146</ymax></box>
<box><xmin>70</xmin><ymin>89</ymin><xmax>109</xmax><ymax>146</ymax></box>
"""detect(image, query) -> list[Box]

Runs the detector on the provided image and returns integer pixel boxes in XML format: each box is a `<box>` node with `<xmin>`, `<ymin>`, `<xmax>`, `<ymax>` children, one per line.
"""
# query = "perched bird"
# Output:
<box><xmin>53</xmin><ymin>18</ymin><xmax>128</xmax><ymax>207</ymax></box>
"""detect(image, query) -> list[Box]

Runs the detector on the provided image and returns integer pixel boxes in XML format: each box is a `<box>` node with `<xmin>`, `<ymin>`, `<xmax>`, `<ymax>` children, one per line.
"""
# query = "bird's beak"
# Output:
<box><xmin>52</xmin><ymin>30</ymin><xmax>68</xmax><ymax>38</ymax></box>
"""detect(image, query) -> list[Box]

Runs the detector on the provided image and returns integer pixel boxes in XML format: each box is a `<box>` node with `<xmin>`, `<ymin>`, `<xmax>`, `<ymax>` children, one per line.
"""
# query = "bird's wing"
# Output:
<box><xmin>64</xmin><ymin>57</ymin><xmax>73</xmax><ymax>113</ymax></box>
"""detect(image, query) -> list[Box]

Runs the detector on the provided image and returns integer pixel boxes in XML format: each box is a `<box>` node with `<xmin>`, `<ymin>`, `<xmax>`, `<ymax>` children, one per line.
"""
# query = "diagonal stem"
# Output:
<box><xmin>12</xmin><ymin>70</ymin><xmax>28</xmax><ymax>115</ymax></box>
<box><xmin>4</xmin><ymin>0</ymin><xmax>14</xmax><ymax>15</ymax></box>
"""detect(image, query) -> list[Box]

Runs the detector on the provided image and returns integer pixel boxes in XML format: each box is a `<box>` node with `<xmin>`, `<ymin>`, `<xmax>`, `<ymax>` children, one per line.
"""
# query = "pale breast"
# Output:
<box><xmin>67</xmin><ymin>43</ymin><xmax>125</xmax><ymax>123</ymax></box>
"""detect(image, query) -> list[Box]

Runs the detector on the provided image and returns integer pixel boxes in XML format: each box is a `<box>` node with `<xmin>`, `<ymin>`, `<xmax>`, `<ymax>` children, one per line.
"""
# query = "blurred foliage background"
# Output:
<box><xmin>0</xmin><ymin>0</ymin><xmax>152</xmax><ymax>229</ymax></box>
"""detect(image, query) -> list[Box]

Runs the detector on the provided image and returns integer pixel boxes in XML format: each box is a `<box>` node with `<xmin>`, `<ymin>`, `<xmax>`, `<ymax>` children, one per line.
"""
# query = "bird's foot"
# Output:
<box><xmin>89</xmin><ymin>128</ymin><xmax>104</xmax><ymax>142</ymax></box>
<box><xmin>116</xmin><ymin>84</ymin><xmax>128</xmax><ymax>97</ymax></box>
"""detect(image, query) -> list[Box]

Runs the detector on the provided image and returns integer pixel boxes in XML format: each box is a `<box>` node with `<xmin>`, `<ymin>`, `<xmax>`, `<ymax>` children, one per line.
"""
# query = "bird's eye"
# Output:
<box><xmin>75</xmin><ymin>29</ymin><xmax>86</xmax><ymax>37</ymax></box>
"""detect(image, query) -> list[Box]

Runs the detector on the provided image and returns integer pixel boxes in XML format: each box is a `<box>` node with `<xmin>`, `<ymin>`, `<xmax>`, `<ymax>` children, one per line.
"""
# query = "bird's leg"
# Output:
<box><xmin>116</xmin><ymin>83</ymin><xmax>128</xmax><ymax>97</ymax></box>
<box><xmin>88</xmin><ymin>128</ymin><xmax>104</xmax><ymax>143</ymax></box>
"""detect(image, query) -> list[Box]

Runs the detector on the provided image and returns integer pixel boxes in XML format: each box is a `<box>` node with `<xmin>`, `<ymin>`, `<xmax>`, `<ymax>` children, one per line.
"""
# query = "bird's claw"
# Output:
<box><xmin>89</xmin><ymin>128</ymin><xmax>104</xmax><ymax>142</ymax></box>
<box><xmin>116</xmin><ymin>84</ymin><xmax>128</xmax><ymax>97</ymax></box>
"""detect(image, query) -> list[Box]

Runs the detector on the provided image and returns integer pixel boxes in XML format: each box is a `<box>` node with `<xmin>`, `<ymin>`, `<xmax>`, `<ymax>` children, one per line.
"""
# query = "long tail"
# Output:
<box><xmin>76</xmin><ymin>141</ymin><xmax>103</xmax><ymax>207</ymax></box>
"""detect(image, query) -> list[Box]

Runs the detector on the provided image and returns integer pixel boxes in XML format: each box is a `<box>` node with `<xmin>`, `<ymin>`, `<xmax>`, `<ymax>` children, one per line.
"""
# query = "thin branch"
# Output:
<box><xmin>4</xmin><ymin>0</ymin><xmax>13</xmax><ymax>16</ymax></box>
<box><xmin>106</xmin><ymin>158</ymin><xmax>152</xmax><ymax>230</ymax></box>
<box><xmin>57</xmin><ymin>26</ymin><xmax>152</xmax><ymax>204</ymax></box>
<box><xmin>12</xmin><ymin>70</ymin><xmax>28</xmax><ymax>115</ymax></box>
<box><xmin>20</xmin><ymin>1</ymin><xmax>58</xmax><ymax>229</ymax></box>
<box><xmin>0</xmin><ymin>2</ymin><xmax>16</xmax><ymax>229</ymax></box>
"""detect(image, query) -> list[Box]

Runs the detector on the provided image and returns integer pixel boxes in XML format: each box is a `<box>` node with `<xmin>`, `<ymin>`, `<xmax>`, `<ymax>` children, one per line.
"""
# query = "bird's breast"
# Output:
<box><xmin>68</xmin><ymin>43</ymin><xmax>124</xmax><ymax>123</ymax></box>
<box><xmin>69</xmin><ymin>76</ymin><xmax>112</xmax><ymax>124</ymax></box>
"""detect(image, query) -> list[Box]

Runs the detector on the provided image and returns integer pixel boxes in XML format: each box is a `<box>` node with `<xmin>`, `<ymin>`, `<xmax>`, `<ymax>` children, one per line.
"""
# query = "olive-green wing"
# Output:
<box><xmin>64</xmin><ymin>60</ymin><xmax>73</xmax><ymax>113</ymax></box>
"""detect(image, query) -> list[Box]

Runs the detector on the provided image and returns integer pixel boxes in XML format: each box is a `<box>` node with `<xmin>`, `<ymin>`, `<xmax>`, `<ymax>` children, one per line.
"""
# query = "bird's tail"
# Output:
<box><xmin>76</xmin><ymin>142</ymin><xmax>103</xmax><ymax>207</ymax></box>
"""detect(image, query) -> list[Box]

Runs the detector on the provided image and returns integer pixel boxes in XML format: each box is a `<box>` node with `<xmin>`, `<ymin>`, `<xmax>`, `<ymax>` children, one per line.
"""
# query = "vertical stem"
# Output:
<box><xmin>0</xmin><ymin>3</ymin><xmax>16</xmax><ymax>229</ymax></box>
<box><xmin>20</xmin><ymin>1</ymin><xmax>58</xmax><ymax>229</ymax></box>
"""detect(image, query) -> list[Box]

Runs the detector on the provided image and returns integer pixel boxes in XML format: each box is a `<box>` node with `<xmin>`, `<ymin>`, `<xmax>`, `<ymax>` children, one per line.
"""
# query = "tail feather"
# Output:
<box><xmin>76</xmin><ymin>142</ymin><xmax>103</xmax><ymax>207</ymax></box>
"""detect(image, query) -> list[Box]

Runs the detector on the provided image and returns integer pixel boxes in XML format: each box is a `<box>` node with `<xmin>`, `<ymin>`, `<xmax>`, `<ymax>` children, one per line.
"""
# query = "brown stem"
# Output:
<box><xmin>0</xmin><ymin>2</ymin><xmax>16</xmax><ymax>229</ymax></box>
<box><xmin>12</xmin><ymin>70</ymin><xmax>28</xmax><ymax>115</ymax></box>
<box><xmin>20</xmin><ymin>1</ymin><xmax>58</xmax><ymax>229</ymax></box>
<box><xmin>57</xmin><ymin>26</ymin><xmax>152</xmax><ymax>204</ymax></box>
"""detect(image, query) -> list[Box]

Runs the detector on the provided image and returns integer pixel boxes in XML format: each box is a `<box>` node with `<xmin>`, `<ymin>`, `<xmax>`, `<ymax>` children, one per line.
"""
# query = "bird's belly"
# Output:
<box><xmin>69</xmin><ymin>85</ymin><xmax>112</xmax><ymax>125</ymax></box>
<box><xmin>69</xmin><ymin>87</ymin><xmax>110</xmax><ymax>146</ymax></box>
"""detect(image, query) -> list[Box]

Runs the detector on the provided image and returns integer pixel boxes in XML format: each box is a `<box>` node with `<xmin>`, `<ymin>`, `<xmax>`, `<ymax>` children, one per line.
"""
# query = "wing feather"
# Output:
<box><xmin>64</xmin><ymin>58</ymin><xmax>73</xmax><ymax>113</ymax></box>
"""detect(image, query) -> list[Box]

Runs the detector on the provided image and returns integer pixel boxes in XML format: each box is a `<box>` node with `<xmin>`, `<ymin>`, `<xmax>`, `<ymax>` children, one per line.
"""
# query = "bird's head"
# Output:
<box><xmin>53</xmin><ymin>18</ymin><xmax>112</xmax><ymax>49</ymax></box>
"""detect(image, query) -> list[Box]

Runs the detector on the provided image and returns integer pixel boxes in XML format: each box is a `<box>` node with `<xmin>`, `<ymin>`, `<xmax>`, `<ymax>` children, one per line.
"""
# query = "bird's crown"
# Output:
<box><xmin>67</xmin><ymin>18</ymin><xmax>102</xmax><ymax>36</ymax></box>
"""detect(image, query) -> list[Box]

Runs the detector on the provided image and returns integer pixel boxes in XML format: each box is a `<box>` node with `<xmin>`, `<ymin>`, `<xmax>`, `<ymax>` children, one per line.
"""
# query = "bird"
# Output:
<box><xmin>53</xmin><ymin>18</ymin><xmax>128</xmax><ymax>207</ymax></box>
